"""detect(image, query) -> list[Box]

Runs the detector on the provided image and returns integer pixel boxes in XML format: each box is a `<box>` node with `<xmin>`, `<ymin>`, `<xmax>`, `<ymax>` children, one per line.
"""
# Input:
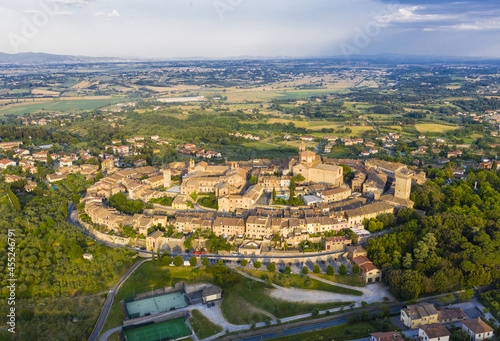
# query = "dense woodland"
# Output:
<box><xmin>0</xmin><ymin>175</ymin><xmax>136</xmax><ymax>340</ymax></box>
<box><xmin>367</xmin><ymin>169</ymin><xmax>500</xmax><ymax>300</ymax></box>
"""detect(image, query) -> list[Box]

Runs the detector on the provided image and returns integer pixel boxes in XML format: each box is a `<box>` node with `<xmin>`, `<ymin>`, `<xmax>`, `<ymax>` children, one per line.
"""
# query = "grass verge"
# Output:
<box><xmin>313</xmin><ymin>273</ymin><xmax>366</xmax><ymax>287</ymax></box>
<box><xmin>240</xmin><ymin>269</ymin><xmax>363</xmax><ymax>296</ymax></box>
<box><xmin>268</xmin><ymin>320</ymin><xmax>396</xmax><ymax>341</ymax></box>
<box><xmin>189</xmin><ymin>310</ymin><xmax>224</xmax><ymax>339</ymax></box>
<box><xmin>221</xmin><ymin>274</ymin><xmax>352</xmax><ymax>325</ymax></box>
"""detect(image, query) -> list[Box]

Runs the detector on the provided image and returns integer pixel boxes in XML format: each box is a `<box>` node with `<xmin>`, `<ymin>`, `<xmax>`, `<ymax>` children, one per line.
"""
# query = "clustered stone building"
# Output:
<box><xmin>80</xmin><ymin>147</ymin><xmax>417</xmax><ymax>254</ymax></box>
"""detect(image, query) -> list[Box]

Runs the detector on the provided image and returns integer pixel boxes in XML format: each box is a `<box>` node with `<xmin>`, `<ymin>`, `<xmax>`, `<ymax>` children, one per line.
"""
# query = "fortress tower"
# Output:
<box><xmin>299</xmin><ymin>142</ymin><xmax>306</xmax><ymax>153</ymax></box>
<box><xmin>162</xmin><ymin>168</ymin><xmax>171</xmax><ymax>188</ymax></box>
<box><xmin>395</xmin><ymin>170</ymin><xmax>413</xmax><ymax>200</ymax></box>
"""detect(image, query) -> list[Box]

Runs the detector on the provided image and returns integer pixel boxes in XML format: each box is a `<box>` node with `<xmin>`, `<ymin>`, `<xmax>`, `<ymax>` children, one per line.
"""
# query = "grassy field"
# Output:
<box><xmin>266</xmin><ymin>118</ymin><xmax>341</xmax><ymax>130</ymax></box>
<box><xmin>240</xmin><ymin>269</ymin><xmax>363</xmax><ymax>296</ymax></box>
<box><xmin>189</xmin><ymin>310</ymin><xmax>224</xmax><ymax>339</ymax></box>
<box><xmin>415</xmin><ymin>123</ymin><xmax>459</xmax><ymax>133</ymax></box>
<box><xmin>0</xmin><ymin>98</ymin><xmax>125</xmax><ymax>115</ymax></box>
<box><xmin>268</xmin><ymin>321</ymin><xmax>395</xmax><ymax>341</ymax></box>
<box><xmin>221</xmin><ymin>273</ymin><xmax>351</xmax><ymax>325</ymax></box>
<box><xmin>313</xmin><ymin>274</ymin><xmax>366</xmax><ymax>287</ymax></box>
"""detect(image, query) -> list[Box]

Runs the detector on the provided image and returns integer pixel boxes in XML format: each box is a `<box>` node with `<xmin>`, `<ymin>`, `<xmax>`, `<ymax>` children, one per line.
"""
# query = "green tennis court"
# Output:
<box><xmin>123</xmin><ymin>318</ymin><xmax>191</xmax><ymax>341</ymax></box>
<box><xmin>126</xmin><ymin>292</ymin><xmax>188</xmax><ymax>318</ymax></box>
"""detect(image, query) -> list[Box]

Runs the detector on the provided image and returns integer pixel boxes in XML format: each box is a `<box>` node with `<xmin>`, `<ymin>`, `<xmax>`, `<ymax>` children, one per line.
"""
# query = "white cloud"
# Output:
<box><xmin>94</xmin><ymin>10</ymin><xmax>120</xmax><ymax>18</ymax></box>
<box><xmin>46</xmin><ymin>0</ymin><xmax>93</xmax><ymax>7</ymax></box>
<box><xmin>377</xmin><ymin>6</ymin><xmax>456</xmax><ymax>24</ymax></box>
<box><xmin>55</xmin><ymin>11</ymin><xmax>74</xmax><ymax>16</ymax></box>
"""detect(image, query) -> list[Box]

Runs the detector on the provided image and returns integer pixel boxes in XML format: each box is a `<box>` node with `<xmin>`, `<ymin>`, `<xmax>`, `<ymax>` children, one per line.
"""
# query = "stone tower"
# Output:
<box><xmin>162</xmin><ymin>168</ymin><xmax>171</xmax><ymax>188</ymax></box>
<box><xmin>299</xmin><ymin>142</ymin><xmax>306</xmax><ymax>153</ymax></box>
<box><xmin>395</xmin><ymin>170</ymin><xmax>413</xmax><ymax>200</ymax></box>
<box><xmin>189</xmin><ymin>159</ymin><xmax>195</xmax><ymax>172</ymax></box>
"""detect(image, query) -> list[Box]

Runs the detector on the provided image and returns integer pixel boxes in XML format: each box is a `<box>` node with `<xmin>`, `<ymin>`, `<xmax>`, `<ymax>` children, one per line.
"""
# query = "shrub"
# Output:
<box><xmin>189</xmin><ymin>256</ymin><xmax>197</xmax><ymax>267</ymax></box>
<box><xmin>313</xmin><ymin>264</ymin><xmax>320</xmax><ymax>274</ymax></box>
<box><xmin>173</xmin><ymin>255</ymin><xmax>184</xmax><ymax>267</ymax></box>
<box><xmin>339</xmin><ymin>264</ymin><xmax>347</xmax><ymax>276</ymax></box>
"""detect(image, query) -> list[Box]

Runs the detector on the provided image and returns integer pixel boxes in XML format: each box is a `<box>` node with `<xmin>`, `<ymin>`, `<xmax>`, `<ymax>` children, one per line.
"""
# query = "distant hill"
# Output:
<box><xmin>0</xmin><ymin>52</ymin><xmax>123</xmax><ymax>64</ymax></box>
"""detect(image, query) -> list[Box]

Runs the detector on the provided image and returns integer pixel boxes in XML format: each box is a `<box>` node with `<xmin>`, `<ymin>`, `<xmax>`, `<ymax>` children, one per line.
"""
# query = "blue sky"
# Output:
<box><xmin>0</xmin><ymin>0</ymin><xmax>499</xmax><ymax>58</ymax></box>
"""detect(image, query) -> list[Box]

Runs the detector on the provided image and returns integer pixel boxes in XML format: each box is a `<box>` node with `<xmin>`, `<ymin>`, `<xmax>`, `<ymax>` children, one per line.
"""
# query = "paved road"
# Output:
<box><xmin>88</xmin><ymin>258</ymin><xmax>150</xmax><ymax>341</ymax></box>
<box><xmin>314</xmin><ymin>141</ymin><xmax>325</xmax><ymax>154</ymax></box>
<box><xmin>236</xmin><ymin>307</ymin><xmax>401</xmax><ymax>341</ymax></box>
<box><xmin>239</xmin><ymin>317</ymin><xmax>349</xmax><ymax>341</ymax></box>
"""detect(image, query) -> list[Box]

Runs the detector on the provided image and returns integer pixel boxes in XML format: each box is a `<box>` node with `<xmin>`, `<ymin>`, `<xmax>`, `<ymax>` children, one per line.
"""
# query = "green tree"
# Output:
<box><xmin>95</xmin><ymin>171</ymin><xmax>104</xmax><ymax>181</ymax></box>
<box><xmin>7</xmin><ymin>187</ymin><xmax>21</xmax><ymax>211</ymax></box>
<box><xmin>162</xmin><ymin>255</ymin><xmax>172</xmax><ymax>266</ymax></box>
<box><xmin>19</xmin><ymin>309</ymin><xmax>34</xmax><ymax>321</ymax></box>
<box><xmin>459</xmin><ymin>288</ymin><xmax>474</xmax><ymax>302</ymax></box>
<box><xmin>241</xmin><ymin>259</ymin><xmax>248</xmax><ymax>267</ymax></box>
<box><xmin>326</xmin><ymin>264</ymin><xmax>334</xmax><ymax>276</ymax></box>
<box><xmin>352</xmin><ymin>264</ymin><xmax>360</xmax><ymax>275</ymax></box>
<box><xmin>250</xmin><ymin>176</ymin><xmax>258</xmax><ymax>185</ymax></box>
<box><xmin>302</xmin><ymin>266</ymin><xmax>309</xmax><ymax>275</ymax></box>
<box><xmin>284</xmin><ymin>265</ymin><xmax>291</xmax><ymax>274</ymax></box>
<box><xmin>46</xmin><ymin>152</ymin><xmax>54</xmax><ymax>166</ymax></box>
<box><xmin>311</xmin><ymin>308</ymin><xmax>319</xmax><ymax>318</ymax></box>
<box><xmin>254</xmin><ymin>261</ymin><xmax>262</xmax><ymax>269</ymax></box>
<box><xmin>313</xmin><ymin>264</ymin><xmax>320</xmax><ymax>274</ymax></box>
<box><xmin>173</xmin><ymin>255</ymin><xmax>184</xmax><ymax>267</ymax></box>
<box><xmin>403</xmin><ymin>253</ymin><xmax>413</xmax><ymax>269</ymax></box>
<box><xmin>37</xmin><ymin>162</ymin><xmax>45</xmax><ymax>180</ymax></box>
<box><xmin>267</xmin><ymin>262</ymin><xmax>276</xmax><ymax>273</ymax></box>
<box><xmin>189</xmin><ymin>256</ymin><xmax>197</xmax><ymax>267</ymax></box>
<box><xmin>201</xmin><ymin>257</ymin><xmax>208</xmax><ymax>266</ymax></box>
<box><xmin>272</xmin><ymin>187</ymin><xmax>277</xmax><ymax>201</ymax></box>
<box><xmin>293</xmin><ymin>174</ymin><xmax>306</xmax><ymax>183</ymax></box>
<box><xmin>339</xmin><ymin>264</ymin><xmax>347</xmax><ymax>276</ymax></box>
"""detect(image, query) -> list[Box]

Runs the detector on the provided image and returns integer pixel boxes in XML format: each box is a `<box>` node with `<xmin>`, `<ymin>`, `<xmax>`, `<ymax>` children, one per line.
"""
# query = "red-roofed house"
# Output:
<box><xmin>352</xmin><ymin>255</ymin><xmax>381</xmax><ymax>283</ymax></box>
<box><xmin>461</xmin><ymin>318</ymin><xmax>494</xmax><ymax>341</ymax></box>
<box><xmin>0</xmin><ymin>159</ymin><xmax>16</xmax><ymax>169</ymax></box>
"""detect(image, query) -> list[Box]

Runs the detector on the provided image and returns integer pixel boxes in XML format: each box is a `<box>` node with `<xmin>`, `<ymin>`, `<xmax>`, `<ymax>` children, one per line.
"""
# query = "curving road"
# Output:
<box><xmin>88</xmin><ymin>258</ymin><xmax>150</xmax><ymax>341</ymax></box>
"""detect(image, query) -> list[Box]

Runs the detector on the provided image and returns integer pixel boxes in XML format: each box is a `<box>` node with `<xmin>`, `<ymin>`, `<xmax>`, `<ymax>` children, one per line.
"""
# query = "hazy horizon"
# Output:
<box><xmin>1</xmin><ymin>0</ymin><xmax>499</xmax><ymax>59</ymax></box>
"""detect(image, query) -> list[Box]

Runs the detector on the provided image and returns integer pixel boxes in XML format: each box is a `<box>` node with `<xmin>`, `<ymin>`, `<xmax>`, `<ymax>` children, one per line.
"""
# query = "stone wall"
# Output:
<box><xmin>80</xmin><ymin>221</ymin><xmax>130</xmax><ymax>245</ymax></box>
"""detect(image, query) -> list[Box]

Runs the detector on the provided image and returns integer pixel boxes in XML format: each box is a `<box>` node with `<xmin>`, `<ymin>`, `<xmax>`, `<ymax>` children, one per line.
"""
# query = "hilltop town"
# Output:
<box><xmin>1</xmin><ymin>59</ymin><xmax>500</xmax><ymax>341</ymax></box>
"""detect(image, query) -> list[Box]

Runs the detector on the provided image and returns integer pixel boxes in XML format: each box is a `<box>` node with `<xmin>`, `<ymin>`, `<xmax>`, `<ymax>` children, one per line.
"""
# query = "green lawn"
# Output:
<box><xmin>313</xmin><ymin>273</ymin><xmax>366</xmax><ymax>287</ymax></box>
<box><xmin>189</xmin><ymin>310</ymin><xmax>224</xmax><ymax>339</ymax></box>
<box><xmin>268</xmin><ymin>321</ymin><xmax>396</xmax><ymax>341</ymax></box>
<box><xmin>0</xmin><ymin>98</ymin><xmax>124</xmax><ymax>115</ymax></box>
<box><xmin>240</xmin><ymin>269</ymin><xmax>363</xmax><ymax>296</ymax></box>
<box><xmin>221</xmin><ymin>274</ymin><xmax>352</xmax><ymax>325</ymax></box>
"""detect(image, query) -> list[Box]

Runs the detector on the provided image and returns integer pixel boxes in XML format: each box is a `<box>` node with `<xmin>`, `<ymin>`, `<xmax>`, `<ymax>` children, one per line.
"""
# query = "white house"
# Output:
<box><xmin>0</xmin><ymin>158</ymin><xmax>16</xmax><ymax>169</ymax></box>
<box><xmin>419</xmin><ymin>324</ymin><xmax>450</xmax><ymax>341</ymax></box>
<box><xmin>461</xmin><ymin>318</ymin><xmax>494</xmax><ymax>341</ymax></box>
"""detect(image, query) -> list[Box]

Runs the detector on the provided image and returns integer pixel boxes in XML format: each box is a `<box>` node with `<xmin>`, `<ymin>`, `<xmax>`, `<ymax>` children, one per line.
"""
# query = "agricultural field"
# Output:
<box><xmin>415</xmin><ymin>123</ymin><xmax>459</xmax><ymax>133</ymax></box>
<box><xmin>0</xmin><ymin>98</ymin><xmax>127</xmax><ymax>115</ymax></box>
